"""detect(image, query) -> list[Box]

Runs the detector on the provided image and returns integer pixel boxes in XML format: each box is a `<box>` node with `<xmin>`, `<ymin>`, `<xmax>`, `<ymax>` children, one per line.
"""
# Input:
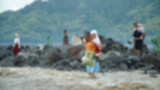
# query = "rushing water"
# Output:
<box><xmin>0</xmin><ymin>67</ymin><xmax>160</xmax><ymax>90</ymax></box>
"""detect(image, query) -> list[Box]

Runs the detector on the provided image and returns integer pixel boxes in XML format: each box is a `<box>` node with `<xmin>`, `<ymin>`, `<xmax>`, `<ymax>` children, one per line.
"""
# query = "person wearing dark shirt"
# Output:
<box><xmin>132</xmin><ymin>23</ymin><xmax>143</xmax><ymax>56</ymax></box>
<box><xmin>63</xmin><ymin>30</ymin><xmax>68</xmax><ymax>45</ymax></box>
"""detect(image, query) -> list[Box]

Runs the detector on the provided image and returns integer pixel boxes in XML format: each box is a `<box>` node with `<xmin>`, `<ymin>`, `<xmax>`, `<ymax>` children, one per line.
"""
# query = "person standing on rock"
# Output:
<box><xmin>82</xmin><ymin>30</ymin><xmax>101</xmax><ymax>78</ymax></box>
<box><xmin>132</xmin><ymin>23</ymin><xmax>143</xmax><ymax>56</ymax></box>
<box><xmin>13</xmin><ymin>33</ymin><xmax>20</xmax><ymax>56</ymax></box>
<box><xmin>133</xmin><ymin>23</ymin><xmax>145</xmax><ymax>41</ymax></box>
<box><xmin>63</xmin><ymin>29</ymin><xmax>68</xmax><ymax>45</ymax></box>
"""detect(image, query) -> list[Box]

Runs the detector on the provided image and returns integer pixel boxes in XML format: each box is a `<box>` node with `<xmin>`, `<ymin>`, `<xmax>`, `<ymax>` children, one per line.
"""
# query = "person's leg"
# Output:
<box><xmin>133</xmin><ymin>48</ymin><xmax>137</xmax><ymax>56</ymax></box>
<box><xmin>86</xmin><ymin>65</ymin><xmax>95</xmax><ymax>77</ymax></box>
<box><xmin>89</xmin><ymin>73</ymin><xmax>95</xmax><ymax>77</ymax></box>
<box><xmin>86</xmin><ymin>65</ymin><xmax>90</xmax><ymax>73</ymax></box>
<box><xmin>89</xmin><ymin>61</ymin><xmax>100</xmax><ymax>78</ymax></box>
<box><xmin>140</xmin><ymin>50</ymin><xmax>143</xmax><ymax>56</ymax></box>
<box><xmin>95</xmin><ymin>61</ymin><xmax>100</xmax><ymax>72</ymax></box>
<box><xmin>134</xmin><ymin>41</ymin><xmax>137</xmax><ymax>56</ymax></box>
<box><xmin>140</xmin><ymin>40</ymin><xmax>143</xmax><ymax>56</ymax></box>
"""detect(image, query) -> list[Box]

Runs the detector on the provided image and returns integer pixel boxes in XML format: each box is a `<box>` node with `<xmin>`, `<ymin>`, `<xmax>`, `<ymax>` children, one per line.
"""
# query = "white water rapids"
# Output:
<box><xmin>0</xmin><ymin>67</ymin><xmax>160</xmax><ymax>90</ymax></box>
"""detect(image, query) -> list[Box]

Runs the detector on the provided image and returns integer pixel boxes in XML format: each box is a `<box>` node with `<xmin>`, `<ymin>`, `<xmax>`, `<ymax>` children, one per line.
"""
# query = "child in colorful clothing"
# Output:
<box><xmin>83</xmin><ymin>30</ymin><xmax>102</xmax><ymax>77</ymax></box>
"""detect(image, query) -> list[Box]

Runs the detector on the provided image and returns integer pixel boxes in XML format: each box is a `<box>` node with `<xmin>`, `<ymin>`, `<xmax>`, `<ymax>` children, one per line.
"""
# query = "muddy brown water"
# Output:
<box><xmin>0</xmin><ymin>67</ymin><xmax>160</xmax><ymax>90</ymax></box>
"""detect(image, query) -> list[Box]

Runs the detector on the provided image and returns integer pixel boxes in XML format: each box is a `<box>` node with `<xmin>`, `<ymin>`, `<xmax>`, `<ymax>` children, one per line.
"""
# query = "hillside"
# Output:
<box><xmin>0</xmin><ymin>0</ymin><xmax>160</xmax><ymax>44</ymax></box>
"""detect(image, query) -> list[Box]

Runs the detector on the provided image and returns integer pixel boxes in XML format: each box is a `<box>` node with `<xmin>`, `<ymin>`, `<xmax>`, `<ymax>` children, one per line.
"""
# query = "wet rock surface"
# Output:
<box><xmin>0</xmin><ymin>35</ymin><xmax>160</xmax><ymax>73</ymax></box>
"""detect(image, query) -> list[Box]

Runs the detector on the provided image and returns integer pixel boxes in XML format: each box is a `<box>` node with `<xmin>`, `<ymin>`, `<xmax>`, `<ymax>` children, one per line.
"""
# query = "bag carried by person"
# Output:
<box><xmin>81</xmin><ymin>50</ymin><xmax>96</xmax><ymax>66</ymax></box>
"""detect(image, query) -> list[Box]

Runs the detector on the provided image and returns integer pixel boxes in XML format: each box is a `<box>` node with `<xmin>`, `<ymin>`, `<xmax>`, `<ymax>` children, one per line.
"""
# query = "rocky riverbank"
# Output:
<box><xmin>0</xmin><ymin>35</ymin><xmax>160</xmax><ymax>73</ymax></box>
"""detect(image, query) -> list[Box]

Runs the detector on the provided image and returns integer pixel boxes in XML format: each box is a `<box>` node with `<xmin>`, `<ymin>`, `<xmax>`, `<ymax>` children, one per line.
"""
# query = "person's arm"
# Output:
<box><xmin>132</xmin><ymin>37</ymin><xmax>135</xmax><ymax>41</ymax></box>
<box><xmin>132</xmin><ymin>31</ymin><xmax>136</xmax><ymax>41</ymax></box>
<box><xmin>97</xmin><ymin>45</ymin><xmax>102</xmax><ymax>51</ymax></box>
<box><xmin>95</xmin><ymin>43</ymin><xmax>102</xmax><ymax>51</ymax></box>
<box><xmin>139</xmin><ymin>32</ymin><xmax>145</xmax><ymax>40</ymax></box>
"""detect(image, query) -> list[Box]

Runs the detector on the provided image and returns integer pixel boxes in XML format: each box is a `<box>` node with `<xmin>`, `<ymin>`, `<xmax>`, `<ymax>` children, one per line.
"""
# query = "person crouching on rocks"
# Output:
<box><xmin>13</xmin><ymin>33</ymin><xmax>20</xmax><ymax>56</ymax></box>
<box><xmin>82</xmin><ymin>30</ymin><xmax>102</xmax><ymax>78</ymax></box>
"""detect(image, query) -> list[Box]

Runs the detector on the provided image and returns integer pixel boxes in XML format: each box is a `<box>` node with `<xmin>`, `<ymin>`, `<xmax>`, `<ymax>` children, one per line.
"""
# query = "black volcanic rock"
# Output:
<box><xmin>101</xmin><ymin>37</ymin><xmax>128</xmax><ymax>53</ymax></box>
<box><xmin>0</xmin><ymin>35</ymin><xmax>159</xmax><ymax>73</ymax></box>
<box><xmin>68</xmin><ymin>45</ymin><xmax>85</xmax><ymax>59</ymax></box>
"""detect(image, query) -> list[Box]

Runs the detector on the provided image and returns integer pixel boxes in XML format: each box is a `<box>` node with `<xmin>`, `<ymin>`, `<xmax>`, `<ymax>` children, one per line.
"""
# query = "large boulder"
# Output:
<box><xmin>43</xmin><ymin>45</ymin><xmax>54</xmax><ymax>53</ymax></box>
<box><xmin>0</xmin><ymin>46</ymin><xmax>7</xmax><ymax>60</ymax></box>
<box><xmin>0</xmin><ymin>46</ymin><xmax>13</xmax><ymax>61</ymax></box>
<box><xmin>7</xmin><ymin>45</ymin><xmax>13</xmax><ymax>51</ymax></box>
<box><xmin>20</xmin><ymin>45</ymin><xmax>30</xmax><ymax>52</ymax></box>
<box><xmin>18</xmin><ymin>52</ymin><xmax>38</xmax><ymax>58</ymax></box>
<box><xmin>143</xmin><ymin>44</ymin><xmax>149</xmax><ymax>54</ymax></box>
<box><xmin>100</xmin><ymin>55</ymin><xmax>128</xmax><ymax>72</ymax></box>
<box><xmin>57</xmin><ymin>45</ymin><xmax>71</xmax><ymax>58</ymax></box>
<box><xmin>141</xmin><ymin>54</ymin><xmax>160</xmax><ymax>68</ymax></box>
<box><xmin>99</xmin><ymin>51</ymin><xmax>153</xmax><ymax>72</ymax></box>
<box><xmin>99</xmin><ymin>35</ymin><xmax>106</xmax><ymax>44</ymax></box>
<box><xmin>35</xmin><ymin>44</ymin><xmax>44</xmax><ymax>51</ymax></box>
<box><xmin>0</xmin><ymin>56</ymin><xmax>16</xmax><ymax>66</ymax></box>
<box><xmin>70</xmin><ymin>35</ymin><xmax>83</xmax><ymax>46</ymax></box>
<box><xmin>101</xmin><ymin>38</ymin><xmax>128</xmax><ymax>53</ymax></box>
<box><xmin>68</xmin><ymin>45</ymin><xmax>85</xmax><ymax>59</ymax></box>
<box><xmin>51</xmin><ymin>59</ymin><xmax>85</xmax><ymax>71</ymax></box>
<box><xmin>78</xmin><ymin>50</ymin><xmax>85</xmax><ymax>60</ymax></box>
<box><xmin>100</xmin><ymin>51</ymin><xmax>129</xmax><ymax>72</ymax></box>
<box><xmin>152</xmin><ymin>51</ymin><xmax>160</xmax><ymax>56</ymax></box>
<box><xmin>98</xmin><ymin>51</ymin><xmax>122</xmax><ymax>61</ymax></box>
<box><xmin>15</xmin><ymin>52</ymin><xmax>40</xmax><ymax>66</ymax></box>
<box><xmin>44</xmin><ymin>50</ymin><xmax>63</xmax><ymax>65</ymax></box>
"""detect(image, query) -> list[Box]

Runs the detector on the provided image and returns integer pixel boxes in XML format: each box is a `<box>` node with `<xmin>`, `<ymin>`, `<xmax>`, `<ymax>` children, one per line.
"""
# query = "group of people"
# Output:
<box><xmin>82</xmin><ymin>30</ymin><xmax>102</xmax><ymax>78</ymax></box>
<box><xmin>82</xmin><ymin>23</ymin><xmax>146</xmax><ymax>78</ymax></box>
<box><xmin>12</xmin><ymin>23</ymin><xmax>145</xmax><ymax>78</ymax></box>
<box><xmin>12</xmin><ymin>30</ymin><xmax>69</xmax><ymax>56</ymax></box>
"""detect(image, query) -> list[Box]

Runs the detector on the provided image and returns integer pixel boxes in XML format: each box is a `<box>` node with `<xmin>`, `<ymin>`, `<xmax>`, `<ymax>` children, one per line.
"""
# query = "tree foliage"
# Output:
<box><xmin>0</xmin><ymin>0</ymin><xmax>159</xmax><ymax>44</ymax></box>
<box><xmin>151</xmin><ymin>35</ymin><xmax>160</xmax><ymax>50</ymax></box>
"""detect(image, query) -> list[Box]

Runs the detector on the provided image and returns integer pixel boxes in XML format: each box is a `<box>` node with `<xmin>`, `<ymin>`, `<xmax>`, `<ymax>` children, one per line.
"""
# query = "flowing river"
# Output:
<box><xmin>0</xmin><ymin>67</ymin><xmax>160</xmax><ymax>90</ymax></box>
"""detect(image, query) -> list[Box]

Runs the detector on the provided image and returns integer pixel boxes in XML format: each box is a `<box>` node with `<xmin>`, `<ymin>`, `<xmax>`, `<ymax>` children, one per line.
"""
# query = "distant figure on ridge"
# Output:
<box><xmin>13</xmin><ymin>33</ymin><xmax>20</xmax><ymax>56</ymax></box>
<box><xmin>132</xmin><ymin>23</ymin><xmax>143</xmax><ymax>56</ymax></box>
<box><xmin>63</xmin><ymin>29</ymin><xmax>68</xmax><ymax>45</ymax></box>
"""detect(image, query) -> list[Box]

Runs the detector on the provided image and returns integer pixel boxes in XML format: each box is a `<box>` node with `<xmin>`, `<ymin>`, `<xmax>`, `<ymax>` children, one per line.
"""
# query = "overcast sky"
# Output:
<box><xmin>0</xmin><ymin>0</ymin><xmax>35</xmax><ymax>13</ymax></box>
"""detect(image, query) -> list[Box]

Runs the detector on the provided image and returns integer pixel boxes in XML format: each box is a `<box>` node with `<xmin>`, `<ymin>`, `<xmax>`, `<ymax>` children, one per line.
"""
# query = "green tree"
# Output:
<box><xmin>46</xmin><ymin>35</ymin><xmax>52</xmax><ymax>45</ymax></box>
<box><xmin>151</xmin><ymin>35</ymin><xmax>160</xmax><ymax>50</ymax></box>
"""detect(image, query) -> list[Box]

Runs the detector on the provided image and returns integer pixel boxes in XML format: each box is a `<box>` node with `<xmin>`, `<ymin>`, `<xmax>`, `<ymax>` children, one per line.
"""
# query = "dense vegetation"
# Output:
<box><xmin>0</xmin><ymin>0</ymin><xmax>160</xmax><ymax>45</ymax></box>
<box><xmin>152</xmin><ymin>35</ymin><xmax>160</xmax><ymax>50</ymax></box>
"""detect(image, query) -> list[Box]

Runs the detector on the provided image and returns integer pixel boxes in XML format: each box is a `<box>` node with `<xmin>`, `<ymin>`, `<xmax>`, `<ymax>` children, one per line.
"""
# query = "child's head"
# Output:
<box><xmin>83</xmin><ymin>30</ymin><xmax>91</xmax><ymax>42</ymax></box>
<box><xmin>138</xmin><ymin>25</ymin><xmax>141</xmax><ymax>28</ymax></box>
<box><xmin>133</xmin><ymin>23</ymin><xmax>138</xmax><ymax>30</ymax></box>
<box><xmin>15</xmin><ymin>33</ymin><xmax>19</xmax><ymax>38</ymax></box>
<box><xmin>91</xmin><ymin>30</ymin><xmax>97</xmax><ymax>40</ymax></box>
<box><xmin>138</xmin><ymin>24</ymin><xmax>142</xmax><ymax>29</ymax></box>
<box><xmin>63</xmin><ymin>29</ymin><xmax>67</xmax><ymax>36</ymax></box>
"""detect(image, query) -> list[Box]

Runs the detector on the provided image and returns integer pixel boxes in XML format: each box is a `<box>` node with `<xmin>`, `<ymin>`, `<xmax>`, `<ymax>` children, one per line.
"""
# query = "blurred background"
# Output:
<box><xmin>0</xmin><ymin>0</ymin><xmax>160</xmax><ymax>48</ymax></box>
<box><xmin>0</xmin><ymin>1</ymin><xmax>160</xmax><ymax>90</ymax></box>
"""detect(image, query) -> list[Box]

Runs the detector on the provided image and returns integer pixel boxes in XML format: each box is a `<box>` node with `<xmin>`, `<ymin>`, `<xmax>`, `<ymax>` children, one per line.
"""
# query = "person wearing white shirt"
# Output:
<box><xmin>13</xmin><ymin>33</ymin><xmax>20</xmax><ymax>56</ymax></box>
